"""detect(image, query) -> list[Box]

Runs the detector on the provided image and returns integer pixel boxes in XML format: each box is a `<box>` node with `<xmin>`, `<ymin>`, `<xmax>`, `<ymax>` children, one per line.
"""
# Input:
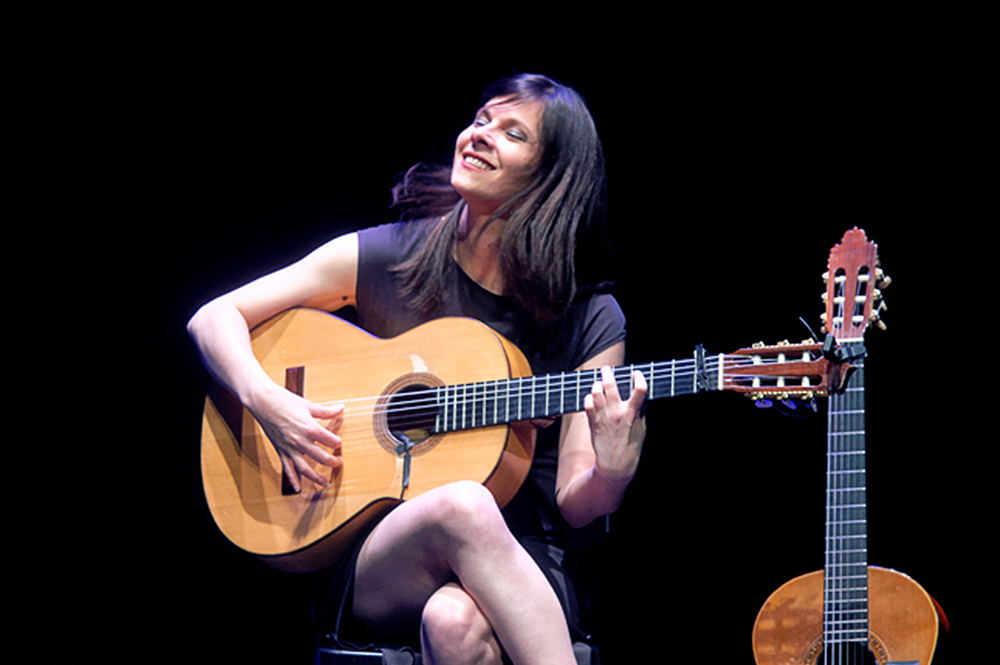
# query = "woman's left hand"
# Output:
<box><xmin>583</xmin><ymin>365</ymin><xmax>648</xmax><ymax>482</ymax></box>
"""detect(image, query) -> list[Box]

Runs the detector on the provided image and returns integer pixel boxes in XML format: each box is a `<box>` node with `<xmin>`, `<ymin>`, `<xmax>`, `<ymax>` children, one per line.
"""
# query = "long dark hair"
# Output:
<box><xmin>391</xmin><ymin>73</ymin><xmax>609</xmax><ymax>323</ymax></box>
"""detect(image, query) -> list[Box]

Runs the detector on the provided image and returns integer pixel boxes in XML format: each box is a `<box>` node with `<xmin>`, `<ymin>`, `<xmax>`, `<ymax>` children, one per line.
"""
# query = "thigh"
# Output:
<box><xmin>351</xmin><ymin>481</ymin><xmax>502</xmax><ymax>634</ymax></box>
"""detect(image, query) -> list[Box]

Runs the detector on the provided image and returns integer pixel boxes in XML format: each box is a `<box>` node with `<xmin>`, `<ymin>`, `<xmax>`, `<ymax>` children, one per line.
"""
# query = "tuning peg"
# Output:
<box><xmin>869</xmin><ymin>300</ymin><xmax>888</xmax><ymax>330</ymax></box>
<box><xmin>822</xmin><ymin>270</ymin><xmax>830</xmax><ymax>283</ymax></box>
<box><xmin>876</xmin><ymin>269</ymin><xmax>892</xmax><ymax>289</ymax></box>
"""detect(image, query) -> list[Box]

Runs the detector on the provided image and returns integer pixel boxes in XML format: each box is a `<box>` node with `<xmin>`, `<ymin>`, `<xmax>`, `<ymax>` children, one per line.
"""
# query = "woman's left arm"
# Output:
<box><xmin>555</xmin><ymin>341</ymin><xmax>648</xmax><ymax>528</ymax></box>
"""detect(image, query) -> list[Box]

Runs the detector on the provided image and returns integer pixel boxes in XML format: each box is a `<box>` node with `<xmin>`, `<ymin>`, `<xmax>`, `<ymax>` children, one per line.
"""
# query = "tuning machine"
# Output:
<box><xmin>871</xmin><ymin>267</ymin><xmax>890</xmax><ymax>330</ymax></box>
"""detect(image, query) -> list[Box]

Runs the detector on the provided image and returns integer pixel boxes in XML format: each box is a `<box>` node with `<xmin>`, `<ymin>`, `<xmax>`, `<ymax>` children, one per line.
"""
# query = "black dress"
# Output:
<box><xmin>316</xmin><ymin>218</ymin><xmax>627</xmax><ymax>650</ymax></box>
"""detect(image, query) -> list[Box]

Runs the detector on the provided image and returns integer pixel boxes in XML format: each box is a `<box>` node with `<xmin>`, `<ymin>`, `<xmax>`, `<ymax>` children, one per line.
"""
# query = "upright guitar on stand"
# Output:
<box><xmin>752</xmin><ymin>228</ymin><xmax>942</xmax><ymax>664</ymax></box>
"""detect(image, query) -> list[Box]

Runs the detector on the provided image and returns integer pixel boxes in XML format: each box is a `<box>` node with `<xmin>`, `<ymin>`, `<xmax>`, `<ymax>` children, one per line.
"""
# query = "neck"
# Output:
<box><xmin>824</xmin><ymin>360</ymin><xmax>869</xmax><ymax>649</ymax></box>
<box><xmin>454</xmin><ymin>204</ymin><xmax>506</xmax><ymax>295</ymax></box>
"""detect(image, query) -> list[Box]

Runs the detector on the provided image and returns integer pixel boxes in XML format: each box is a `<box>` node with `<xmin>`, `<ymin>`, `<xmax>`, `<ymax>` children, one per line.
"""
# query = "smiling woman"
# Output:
<box><xmin>187</xmin><ymin>73</ymin><xmax>642</xmax><ymax>665</ymax></box>
<box><xmin>391</xmin><ymin>74</ymin><xmax>609</xmax><ymax>324</ymax></box>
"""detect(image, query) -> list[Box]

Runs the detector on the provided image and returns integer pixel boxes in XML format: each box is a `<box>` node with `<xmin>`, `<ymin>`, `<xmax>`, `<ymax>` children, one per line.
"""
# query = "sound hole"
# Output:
<box><xmin>387</xmin><ymin>384</ymin><xmax>438</xmax><ymax>446</ymax></box>
<box><xmin>374</xmin><ymin>373</ymin><xmax>444</xmax><ymax>457</ymax></box>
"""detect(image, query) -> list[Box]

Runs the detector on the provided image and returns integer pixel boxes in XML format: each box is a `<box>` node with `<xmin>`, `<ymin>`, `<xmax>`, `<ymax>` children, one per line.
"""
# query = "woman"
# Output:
<box><xmin>188</xmin><ymin>74</ymin><xmax>647</xmax><ymax>665</ymax></box>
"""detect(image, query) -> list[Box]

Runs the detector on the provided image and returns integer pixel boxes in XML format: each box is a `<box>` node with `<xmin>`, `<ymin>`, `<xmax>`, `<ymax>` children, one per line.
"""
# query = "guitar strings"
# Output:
<box><xmin>822</xmin><ymin>271</ymin><xmax>870</xmax><ymax>664</ymax></box>
<box><xmin>302</xmin><ymin>354</ymin><xmax>806</xmax><ymax>436</ymax></box>
<box><xmin>313</xmin><ymin>358</ymin><xmax>713</xmax><ymax>414</ymax></box>
<box><xmin>315</xmin><ymin>355</ymin><xmax>789</xmax><ymax>417</ymax></box>
<box><xmin>825</xmin><ymin>382</ymin><xmax>868</xmax><ymax>662</ymax></box>
<box><xmin>312</xmin><ymin>360</ymin><xmax>710</xmax><ymax>437</ymax></box>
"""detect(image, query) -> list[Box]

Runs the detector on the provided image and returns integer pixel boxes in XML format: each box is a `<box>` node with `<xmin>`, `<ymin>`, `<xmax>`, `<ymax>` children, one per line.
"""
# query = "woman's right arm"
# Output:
<box><xmin>187</xmin><ymin>232</ymin><xmax>359</xmax><ymax>491</ymax></box>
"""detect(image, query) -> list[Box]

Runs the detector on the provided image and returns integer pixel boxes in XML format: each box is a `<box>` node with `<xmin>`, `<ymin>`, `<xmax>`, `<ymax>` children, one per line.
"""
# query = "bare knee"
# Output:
<box><xmin>426</xmin><ymin>481</ymin><xmax>508</xmax><ymax>544</ymax></box>
<box><xmin>421</xmin><ymin>584</ymin><xmax>502</xmax><ymax>665</ymax></box>
<box><xmin>442</xmin><ymin>480</ymin><xmax>505</xmax><ymax>526</ymax></box>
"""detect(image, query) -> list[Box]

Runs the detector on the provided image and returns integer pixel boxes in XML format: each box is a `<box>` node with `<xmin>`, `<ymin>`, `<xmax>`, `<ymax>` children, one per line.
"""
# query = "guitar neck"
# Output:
<box><xmin>433</xmin><ymin>351</ymin><xmax>719</xmax><ymax>434</ymax></box>
<box><xmin>824</xmin><ymin>360</ymin><xmax>869</xmax><ymax>648</ymax></box>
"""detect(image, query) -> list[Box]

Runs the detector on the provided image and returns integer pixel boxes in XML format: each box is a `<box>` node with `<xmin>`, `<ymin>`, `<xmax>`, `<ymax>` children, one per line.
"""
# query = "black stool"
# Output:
<box><xmin>316</xmin><ymin>641</ymin><xmax>599</xmax><ymax>664</ymax></box>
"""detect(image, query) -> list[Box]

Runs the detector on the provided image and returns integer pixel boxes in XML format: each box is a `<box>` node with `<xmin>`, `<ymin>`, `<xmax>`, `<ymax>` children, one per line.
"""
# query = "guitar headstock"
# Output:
<box><xmin>722</xmin><ymin>340</ymin><xmax>850</xmax><ymax>402</ymax></box>
<box><xmin>722</xmin><ymin>228</ymin><xmax>889</xmax><ymax>404</ymax></box>
<box><xmin>821</xmin><ymin>227</ymin><xmax>890</xmax><ymax>343</ymax></box>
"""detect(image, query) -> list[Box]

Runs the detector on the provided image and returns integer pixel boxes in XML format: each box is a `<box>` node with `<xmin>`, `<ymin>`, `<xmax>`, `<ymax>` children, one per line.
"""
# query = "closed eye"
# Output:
<box><xmin>472</xmin><ymin>107</ymin><xmax>534</xmax><ymax>143</ymax></box>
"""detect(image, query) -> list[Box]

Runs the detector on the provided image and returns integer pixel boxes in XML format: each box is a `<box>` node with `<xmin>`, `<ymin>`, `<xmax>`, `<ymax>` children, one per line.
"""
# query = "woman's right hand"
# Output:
<box><xmin>246</xmin><ymin>383</ymin><xmax>345</xmax><ymax>492</ymax></box>
<box><xmin>187</xmin><ymin>232</ymin><xmax>360</xmax><ymax>492</ymax></box>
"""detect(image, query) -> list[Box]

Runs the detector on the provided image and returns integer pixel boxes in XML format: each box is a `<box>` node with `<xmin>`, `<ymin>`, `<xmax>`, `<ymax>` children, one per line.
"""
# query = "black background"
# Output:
<box><xmin>30</xmin><ymin>16</ymin><xmax>984</xmax><ymax>664</ymax></box>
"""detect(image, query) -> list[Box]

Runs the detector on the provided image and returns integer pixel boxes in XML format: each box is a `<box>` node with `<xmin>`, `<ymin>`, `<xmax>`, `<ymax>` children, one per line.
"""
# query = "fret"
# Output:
<box><xmin>459</xmin><ymin>383</ymin><xmax>467</xmax><ymax>430</ymax></box>
<box><xmin>435</xmin><ymin>387</ymin><xmax>443</xmax><ymax>433</ymax></box>
<box><xmin>558</xmin><ymin>372</ymin><xmax>565</xmax><ymax>415</ymax></box>
<box><xmin>503</xmin><ymin>378</ymin><xmax>511</xmax><ymax>423</ymax></box>
<box><xmin>575</xmin><ymin>370</ymin><xmax>582</xmax><ymax>411</ymax></box>
<box><xmin>826</xmin><ymin>558</ymin><xmax>868</xmax><ymax>566</ymax></box>
<box><xmin>691</xmin><ymin>350</ymin><xmax>698</xmax><ymax>393</ymax></box>
<box><xmin>828</xmin><ymin>469</ymin><xmax>866</xmax><ymax>476</ymax></box>
<box><xmin>470</xmin><ymin>382</ymin><xmax>478</xmax><ymax>429</ymax></box>
<box><xmin>824</xmin><ymin>609</ymin><xmax>868</xmax><ymax>617</ymax></box>
<box><xmin>828</xmin><ymin>430</ymin><xmax>866</xmax><ymax>439</ymax></box>
<box><xmin>826</xmin><ymin>620</ymin><xmax>868</xmax><ymax>628</ymax></box>
<box><xmin>479</xmin><ymin>381</ymin><xmax>486</xmax><ymax>427</ymax></box>
<box><xmin>515</xmin><ymin>379</ymin><xmax>524</xmax><ymax>420</ymax></box>
<box><xmin>825</xmin><ymin>629</ymin><xmax>869</xmax><ymax>640</ymax></box>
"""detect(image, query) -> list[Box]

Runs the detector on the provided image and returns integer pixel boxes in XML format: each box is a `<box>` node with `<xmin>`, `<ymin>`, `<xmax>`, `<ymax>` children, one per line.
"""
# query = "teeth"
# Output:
<box><xmin>464</xmin><ymin>155</ymin><xmax>494</xmax><ymax>170</ymax></box>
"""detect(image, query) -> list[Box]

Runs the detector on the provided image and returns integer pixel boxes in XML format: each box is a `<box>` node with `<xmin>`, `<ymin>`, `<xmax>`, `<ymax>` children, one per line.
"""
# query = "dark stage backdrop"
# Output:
<box><xmin>36</xmin><ymin>36</ymin><xmax>981</xmax><ymax>664</ymax></box>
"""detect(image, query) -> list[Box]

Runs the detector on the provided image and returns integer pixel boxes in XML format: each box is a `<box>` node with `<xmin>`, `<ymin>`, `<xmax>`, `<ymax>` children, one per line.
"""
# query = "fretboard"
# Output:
<box><xmin>823</xmin><ymin>360</ymin><xmax>869</xmax><ymax>650</ymax></box>
<box><xmin>433</xmin><ymin>352</ymin><xmax>719</xmax><ymax>434</ymax></box>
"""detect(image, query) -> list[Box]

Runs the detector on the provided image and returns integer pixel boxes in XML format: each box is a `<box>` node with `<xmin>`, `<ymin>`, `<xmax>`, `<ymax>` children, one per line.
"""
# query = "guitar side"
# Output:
<box><xmin>200</xmin><ymin>309</ymin><xmax>535</xmax><ymax>573</ymax></box>
<box><xmin>752</xmin><ymin>566</ymin><xmax>940</xmax><ymax>664</ymax></box>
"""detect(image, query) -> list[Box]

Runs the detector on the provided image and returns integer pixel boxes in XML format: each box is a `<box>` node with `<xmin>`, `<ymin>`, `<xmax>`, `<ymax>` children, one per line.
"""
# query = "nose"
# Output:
<box><xmin>469</xmin><ymin>122</ymin><xmax>495</xmax><ymax>149</ymax></box>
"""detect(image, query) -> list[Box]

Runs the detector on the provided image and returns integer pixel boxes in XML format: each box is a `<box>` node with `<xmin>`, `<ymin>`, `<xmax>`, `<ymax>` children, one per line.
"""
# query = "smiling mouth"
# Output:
<box><xmin>463</xmin><ymin>154</ymin><xmax>495</xmax><ymax>170</ymax></box>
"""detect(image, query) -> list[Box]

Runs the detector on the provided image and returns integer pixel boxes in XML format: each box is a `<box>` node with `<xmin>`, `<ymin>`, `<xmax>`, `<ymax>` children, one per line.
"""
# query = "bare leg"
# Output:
<box><xmin>352</xmin><ymin>481</ymin><xmax>576</xmax><ymax>665</ymax></box>
<box><xmin>421</xmin><ymin>583</ymin><xmax>502</xmax><ymax>665</ymax></box>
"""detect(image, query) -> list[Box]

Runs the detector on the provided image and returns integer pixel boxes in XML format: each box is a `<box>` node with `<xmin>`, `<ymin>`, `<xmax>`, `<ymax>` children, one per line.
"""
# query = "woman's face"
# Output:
<box><xmin>451</xmin><ymin>95</ymin><xmax>545</xmax><ymax>215</ymax></box>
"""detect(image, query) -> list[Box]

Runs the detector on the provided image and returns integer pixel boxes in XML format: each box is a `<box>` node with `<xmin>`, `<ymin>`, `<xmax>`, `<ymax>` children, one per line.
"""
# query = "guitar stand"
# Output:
<box><xmin>821</xmin><ymin>333</ymin><xmax>866</xmax><ymax>364</ymax></box>
<box><xmin>820</xmin><ymin>334</ymin><xmax>867</xmax><ymax>394</ymax></box>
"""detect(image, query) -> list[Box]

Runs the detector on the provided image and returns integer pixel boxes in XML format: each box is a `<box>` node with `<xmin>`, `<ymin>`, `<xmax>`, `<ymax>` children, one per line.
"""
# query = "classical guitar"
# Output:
<box><xmin>752</xmin><ymin>228</ymin><xmax>942</xmax><ymax>664</ymax></box>
<box><xmin>201</xmin><ymin>309</ymin><xmax>841</xmax><ymax>573</ymax></box>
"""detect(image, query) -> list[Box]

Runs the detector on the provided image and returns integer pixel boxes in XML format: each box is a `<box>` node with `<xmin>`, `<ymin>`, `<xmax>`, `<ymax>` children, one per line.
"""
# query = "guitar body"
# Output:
<box><xmin>752</xmin><ymin>566</ymin><xmax>939</xmax><ymax>664</ymax></box>
<box><xmin>200</xmin><ymin>309</ymin><xmax>536</xmax><ymax>573</ymax></box>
